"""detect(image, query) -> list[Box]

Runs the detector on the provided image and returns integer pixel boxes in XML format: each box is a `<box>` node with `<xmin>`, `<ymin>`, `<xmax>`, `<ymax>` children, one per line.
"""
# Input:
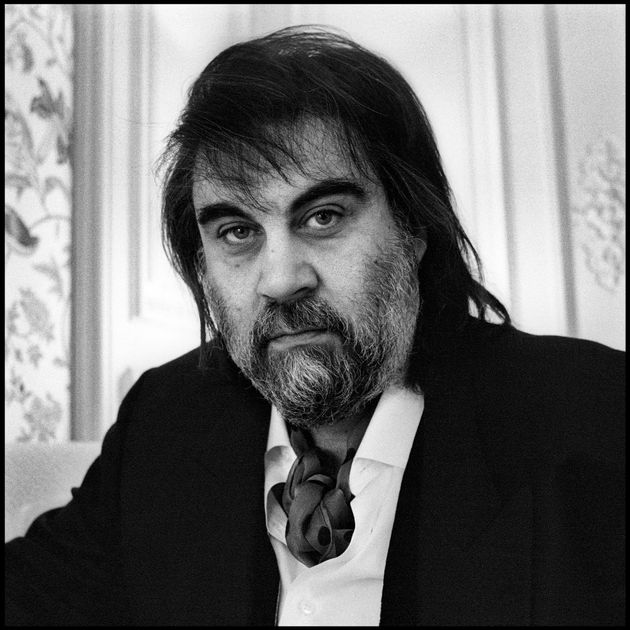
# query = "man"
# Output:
<box><xmin>5</xmin><ymin>26</ymin><xmax>624</xmax><ymax>626</ymax></box>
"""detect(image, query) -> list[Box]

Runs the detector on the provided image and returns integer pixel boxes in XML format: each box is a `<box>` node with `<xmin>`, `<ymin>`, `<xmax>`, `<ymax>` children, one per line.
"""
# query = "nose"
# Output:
<box><xmin>256</xmin><ymin>237</ymin><xmax>318</xmax><ymax>304</ymax></box>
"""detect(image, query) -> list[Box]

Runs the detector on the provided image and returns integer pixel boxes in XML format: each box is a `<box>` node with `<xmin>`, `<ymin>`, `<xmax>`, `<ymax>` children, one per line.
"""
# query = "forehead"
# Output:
<box><xmin>192</xmin><ymin>120</ymin><xmax>378</xmax><ymax>209</ymax></box>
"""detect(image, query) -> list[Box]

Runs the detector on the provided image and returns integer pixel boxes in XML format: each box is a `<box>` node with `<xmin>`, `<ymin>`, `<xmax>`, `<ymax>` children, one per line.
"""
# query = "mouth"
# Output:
<box><xmin>268</xmin><ymin>328</ymin><xmax>326</xmax><ymax>341</ymax></box>
<box><xmin>267</xmin><ymin>328</ymin><xmax>340</xmax><ymax>350</ymax></box>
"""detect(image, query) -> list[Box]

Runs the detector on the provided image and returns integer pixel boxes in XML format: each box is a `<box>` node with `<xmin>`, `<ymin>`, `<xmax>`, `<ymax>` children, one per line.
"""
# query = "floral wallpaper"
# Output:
<box><xmin>5</xmin><ymin>4</ymin><xmax>73</xmax><ymax>442</ymax></box>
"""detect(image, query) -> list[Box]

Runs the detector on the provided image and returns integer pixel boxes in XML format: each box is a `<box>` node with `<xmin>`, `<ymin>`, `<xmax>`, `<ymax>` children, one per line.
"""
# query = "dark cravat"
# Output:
<box><xmin>272</xmin><ymin>425</ymin><xmax>363</xmax><ymax>567</ymax></box>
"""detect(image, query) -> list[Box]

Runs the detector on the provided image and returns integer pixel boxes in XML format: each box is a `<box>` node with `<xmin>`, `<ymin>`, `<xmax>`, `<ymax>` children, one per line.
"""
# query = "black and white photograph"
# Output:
<box><xmin>5</xmin><ymin>4</ymin><xmax>625</xmax><ymax>626</ymax></box>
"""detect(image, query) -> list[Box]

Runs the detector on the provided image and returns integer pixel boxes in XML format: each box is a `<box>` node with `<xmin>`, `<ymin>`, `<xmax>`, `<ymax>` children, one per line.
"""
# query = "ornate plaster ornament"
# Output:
<box><xmin>571</xmin><ymin>134</ymin><xmax>625</xmax><ymax>292</ymax></box>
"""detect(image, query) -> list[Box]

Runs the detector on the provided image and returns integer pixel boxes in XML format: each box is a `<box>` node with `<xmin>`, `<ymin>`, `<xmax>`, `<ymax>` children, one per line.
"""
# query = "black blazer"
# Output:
<box><xmin>5</xmin><ymin>320</ymin><xmax>625</xmax><ymax>626</ymax></box>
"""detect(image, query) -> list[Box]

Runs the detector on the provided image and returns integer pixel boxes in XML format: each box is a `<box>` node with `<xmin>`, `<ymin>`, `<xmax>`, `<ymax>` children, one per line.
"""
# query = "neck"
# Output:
<box><xmin>306</xmin><ymin>397</ymin><xmax>379</xmax><ymax>469</ymax></box>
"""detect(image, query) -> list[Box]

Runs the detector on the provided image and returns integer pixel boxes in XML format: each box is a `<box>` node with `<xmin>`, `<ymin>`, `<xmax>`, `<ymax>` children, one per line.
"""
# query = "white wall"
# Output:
<box><xmin>554</xmin><ymin>4</ymin><xmax>625</xmax><ymax>350</ymax></box>
<box><xmin>71</xmin><ymin>4</ymin><xmax>625</xmax><ymax>440</ymax></box>
<box><xmin>495</xmin><ymin>3</ymin><xmax>625</xmax><ymax>347</ymax></box>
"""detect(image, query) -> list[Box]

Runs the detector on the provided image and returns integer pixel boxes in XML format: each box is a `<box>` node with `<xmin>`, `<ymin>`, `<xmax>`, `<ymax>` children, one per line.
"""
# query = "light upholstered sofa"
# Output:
<box><xmin>5</xmin><ymin>441</ymin><xmax>101</xmax><ymax>542</ymax></box>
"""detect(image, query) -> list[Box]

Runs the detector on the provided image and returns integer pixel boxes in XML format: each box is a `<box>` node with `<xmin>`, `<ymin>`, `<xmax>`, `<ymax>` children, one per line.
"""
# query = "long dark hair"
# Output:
<box><xmin>158</xmin><ymin>26</ymin><xmax>510</xmax><ymax>380</ymax></box>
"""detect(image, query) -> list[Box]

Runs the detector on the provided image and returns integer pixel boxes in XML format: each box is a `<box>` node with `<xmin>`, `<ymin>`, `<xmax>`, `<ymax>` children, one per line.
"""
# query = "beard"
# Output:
<box><xmin>205</xmin><ymin>233</ymin><xmax>421</xmax><ymax>429</ymax></box>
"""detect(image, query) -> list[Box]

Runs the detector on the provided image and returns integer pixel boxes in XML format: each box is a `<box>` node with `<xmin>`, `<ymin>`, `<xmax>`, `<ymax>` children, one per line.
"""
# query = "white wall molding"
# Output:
<box><xmin>129</xmin><ymin>3</ymin><xmax>163</xmax><ymax>322</ymax></box>
<box><xmin>459</xmin><ymin>4</ymin><xmax>512</xmax><ymax>312</ymax></box>
<box><xmin>73</xmin><ymin>4</ymin><xmax>161</xmax><ymax>438</ymax></box>
<box><xmin>543</xmin><ymin>3</ymin><xmax>578</xmax><ymax>337</ymax></box>
<box><xmin>493</xmin><ymin>4</ymin><xmax>570</xmax><ymax>336</ymax></box>
<box><xmin>72</xmin><ymin>5</ymin><xmax>224</xmax><ymax>439</ymax></box>
<box><xmin>72</xmin><ymin>4</ymin><xmax>109</xmax><ymax>440</ymax></box>
<box><xmin>570</xmin><ymin>133</ymin><xmax>625</xmax><ymax>292</ymax></box>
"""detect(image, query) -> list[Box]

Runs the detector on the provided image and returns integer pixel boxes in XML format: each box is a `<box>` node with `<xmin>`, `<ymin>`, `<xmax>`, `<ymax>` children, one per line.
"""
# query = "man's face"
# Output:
<box><xmin>192</xmin><ymin>127</ymin><xmax>425</xmax><ymax>428</ymax></box>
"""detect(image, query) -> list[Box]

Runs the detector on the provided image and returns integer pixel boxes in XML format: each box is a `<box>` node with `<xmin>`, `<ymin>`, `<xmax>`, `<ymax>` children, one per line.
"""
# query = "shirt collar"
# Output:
<box><xmin>355</xmin><ymin>386</ymin><xmax>423</xmax><ymax>468</ymax></box>
<box><xmin>266</xmin><ymin>386</ymin><xmax>424</xmax><ymax>469</ymax></box>
<box><xmin>267</xmin><ymin>405</ymin><xmax>293</xmax><ymax>453</ymax></box>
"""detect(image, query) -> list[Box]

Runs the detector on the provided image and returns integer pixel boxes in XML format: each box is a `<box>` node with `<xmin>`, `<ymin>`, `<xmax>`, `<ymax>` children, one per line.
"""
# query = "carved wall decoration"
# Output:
<box><xmin>571</xmin><ymin>134</ymin><xmax>626</xmax><ymax>292</ymax></box>
<box><xmin>5</xmin><ymin>4</ymin><xmax>73</xmax><ymax>442</ymax></box>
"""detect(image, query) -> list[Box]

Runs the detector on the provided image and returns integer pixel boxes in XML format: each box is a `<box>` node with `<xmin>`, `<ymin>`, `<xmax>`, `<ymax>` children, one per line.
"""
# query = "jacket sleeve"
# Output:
<box><xmin>4</xmin><ymin>374</ymin><xmax>147</xmax><ymax>626</ymax></box>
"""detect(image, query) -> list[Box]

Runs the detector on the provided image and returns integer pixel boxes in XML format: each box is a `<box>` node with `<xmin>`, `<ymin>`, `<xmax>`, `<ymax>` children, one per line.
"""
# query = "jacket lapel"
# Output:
<box><xmin>380</xmin><ymin>348</ymin><xmax>533</xmax><ymax>625</ymax></box>
<box><xmin>127</xmin><ymin>355</ymin><xmax>279</xmax><ymax>626</ymax></box>
<box><xmin>187</xmin><ymin>371</ymin><xmax>279</xmax><ymax>626</ymax></box>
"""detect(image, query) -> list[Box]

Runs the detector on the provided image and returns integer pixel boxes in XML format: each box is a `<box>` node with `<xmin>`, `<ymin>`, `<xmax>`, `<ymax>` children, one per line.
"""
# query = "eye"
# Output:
<box><xmin>304</xmin><ymin>208</ymin><xmax>342</xmax><ymax>230</ymax></box>
<box><xmin>218</xmin><ymin>224</ymin><xmax>256</xmax><ymax>246</ymax></box>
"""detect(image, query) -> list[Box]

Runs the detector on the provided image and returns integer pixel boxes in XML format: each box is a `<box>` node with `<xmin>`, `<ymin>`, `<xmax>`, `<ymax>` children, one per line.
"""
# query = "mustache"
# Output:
<box><xmin>251</xmin><ymin>297</ymin><xmax>351</xmax><ymax>349</ymax></box>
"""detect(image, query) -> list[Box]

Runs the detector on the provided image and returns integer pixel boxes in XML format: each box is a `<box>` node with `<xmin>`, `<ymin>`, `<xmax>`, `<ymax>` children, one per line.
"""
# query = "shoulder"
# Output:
<box><xmin>460</xmin><ymin>319</ymin><xmax>625</xmax><ymax>465</ymax></box>
<box><xmin>139</xmin><ymin>339</ymin><xmax>237</xmax><ymax>387</ymax></box>
<box><xmin>115</xmin><ymin>338</ymin><xmax>267</xmax><ymax>436</ymax></box>
<box><xmin>462</xmin><ymin>318</ymin><xmax>624</xmax><ymax>389</ymax></box>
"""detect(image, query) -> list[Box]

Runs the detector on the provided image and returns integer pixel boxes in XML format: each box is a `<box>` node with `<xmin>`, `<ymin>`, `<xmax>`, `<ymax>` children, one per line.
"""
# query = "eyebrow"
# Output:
<box><xmin>195</xmin><ymin>179</ymin><xmax>368</xmax><ymax>225</ymax></box>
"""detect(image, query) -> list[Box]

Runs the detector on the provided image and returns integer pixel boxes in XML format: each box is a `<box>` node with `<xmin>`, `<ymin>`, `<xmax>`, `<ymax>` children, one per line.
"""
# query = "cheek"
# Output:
<box><xmin>205</xmin><ymin>268</ymin><xmax>256</xmax><ymax>333</ymax></box>
<box><xmin>323</xmin><ymin>236</ymin><xmax>384</xmax><ymax>289</ymax></box>
<box><xmin>317</xmin><ymin>260</ymin><xmax>373</xmax><ymax>317</ymax></box>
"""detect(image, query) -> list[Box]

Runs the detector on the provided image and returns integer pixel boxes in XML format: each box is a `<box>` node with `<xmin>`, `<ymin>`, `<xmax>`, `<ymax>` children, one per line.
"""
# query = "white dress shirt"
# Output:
<box><xmin>264</xmin><ymin>386</ymin><xmax>424</xmax><ymax>626</ymax></box>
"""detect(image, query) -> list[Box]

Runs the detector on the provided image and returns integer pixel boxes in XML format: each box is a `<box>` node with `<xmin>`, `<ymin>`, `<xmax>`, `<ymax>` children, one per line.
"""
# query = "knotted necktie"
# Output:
<box><xmin>272</xmin><ymin>424</ymin><xmax>363</xmax><ymax>567</ymax></box>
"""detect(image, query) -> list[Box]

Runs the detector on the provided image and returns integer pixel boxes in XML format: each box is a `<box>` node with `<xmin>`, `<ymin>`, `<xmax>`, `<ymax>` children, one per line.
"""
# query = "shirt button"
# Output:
<box><xmin>299</xmin><ymin>600</ymin><xmax>315</xmax><ymax>615</ymax></box>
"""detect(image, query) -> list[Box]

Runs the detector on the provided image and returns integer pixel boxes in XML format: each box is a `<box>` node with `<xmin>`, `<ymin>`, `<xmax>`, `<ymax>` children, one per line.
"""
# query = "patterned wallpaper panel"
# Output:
<box><xmin>5</xmin><ymin>4</ymin><xmax>73</xmax><ymax>442</ymax></box>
